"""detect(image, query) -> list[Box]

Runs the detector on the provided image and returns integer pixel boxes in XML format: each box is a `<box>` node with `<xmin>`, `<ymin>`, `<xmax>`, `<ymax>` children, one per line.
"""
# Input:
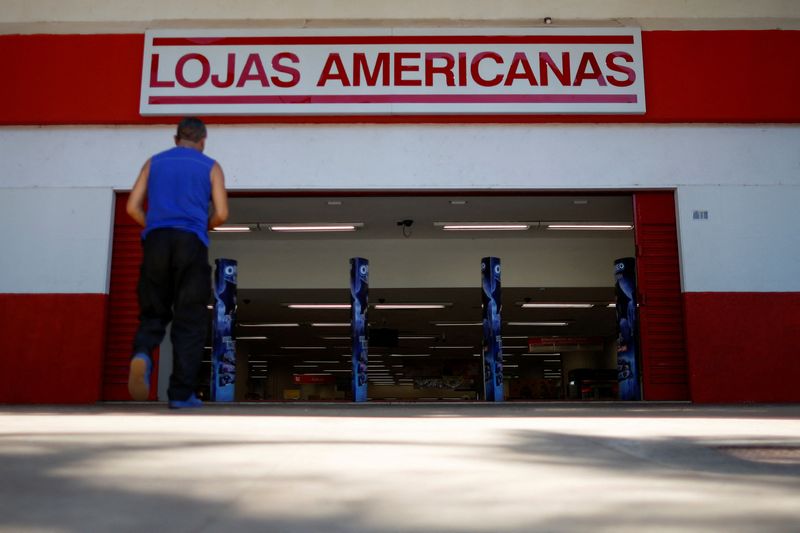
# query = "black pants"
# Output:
<box><xmin>133</xmin><ymin>228</ymin><xmax>211</xmax><ymax>401</ymax></box>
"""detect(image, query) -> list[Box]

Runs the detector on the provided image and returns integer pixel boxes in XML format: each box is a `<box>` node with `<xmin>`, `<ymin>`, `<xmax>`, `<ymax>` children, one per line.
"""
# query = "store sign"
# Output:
<box><xmin>528</xmin><ymin>337</ymin><xmax>603</xmax><ymax>351</ymax></box>
<box><xmin>140</xmin><ymin>28</ymin><xmax>645</xmax><ymax>116</ymax></box>
<box><xmin>293</xmin><ymin>374</ymin><xmax>336</xmax><ymax>385</ymax></box>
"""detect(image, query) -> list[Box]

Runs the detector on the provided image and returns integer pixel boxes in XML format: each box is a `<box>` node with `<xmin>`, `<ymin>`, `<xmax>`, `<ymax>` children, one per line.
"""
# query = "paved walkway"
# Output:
<box><xmin>1</xmin><ymin>403</ymin><xmax>799</xmax><ymax>532</ymax></box>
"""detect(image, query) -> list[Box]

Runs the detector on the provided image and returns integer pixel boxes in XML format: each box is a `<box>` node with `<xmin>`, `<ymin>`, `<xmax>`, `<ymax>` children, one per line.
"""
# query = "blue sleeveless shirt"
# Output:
<box><xmin>143</xmin><ymin>146</ymin><xmax>215</xmax><ymax>246</ymax></box>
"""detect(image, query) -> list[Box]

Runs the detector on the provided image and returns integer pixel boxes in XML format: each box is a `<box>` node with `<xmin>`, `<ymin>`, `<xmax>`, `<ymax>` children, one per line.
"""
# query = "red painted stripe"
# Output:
<box><xmin>152</xmin><ymin>35</ymin><xmax>635</xmax><ymax>46</ymax></box>
<box><xmin>684</xmin><ymin>292</ymin><xmax>800</xmax><ymax>403</ymax></box>
<box><xmin>0</xmin><ymin>293</ymin><xmax>108</xmax><ymax>404</ymax></box>
<box><xmin>149</xmin><ymin>94</ymin><xmax>638</xmax><ymax>105</ymax></box>
<box><xmin>1</xmin><ymin>30</ymin><xmax>799</xmax><ymax>124</ymax></box>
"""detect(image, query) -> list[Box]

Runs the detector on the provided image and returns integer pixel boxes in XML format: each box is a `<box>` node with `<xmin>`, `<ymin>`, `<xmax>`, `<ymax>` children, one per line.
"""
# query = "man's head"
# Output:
<box><xmin>175</xmin><ymin>117</ymin><xmax>207</xmax><ymax>151</ymax></box>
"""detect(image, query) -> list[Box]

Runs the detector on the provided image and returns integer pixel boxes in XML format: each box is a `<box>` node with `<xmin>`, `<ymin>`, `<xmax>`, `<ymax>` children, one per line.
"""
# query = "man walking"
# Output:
<box><xmin>126</xmin><ymin>117</ymin><xmax>229</xmax><ymax>408</ymax></box>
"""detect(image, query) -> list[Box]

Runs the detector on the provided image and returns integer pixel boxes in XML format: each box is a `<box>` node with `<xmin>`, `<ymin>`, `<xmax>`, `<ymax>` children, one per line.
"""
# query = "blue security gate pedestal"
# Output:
<box><xmin>211</xmin><ymin>258</ymin><xmax>237</xmax><ymax>402</ymax></box>
<box><xmin>614</xmin><ymin>257</ymin><xmax>642</xmax><ymax>401</ymax></box>
<box><xmin>350</xmin><ymin>257</ymin><xmax>369</xmax><ymax>402</ymax></box>
<box><xmin>482</xmin><ymin>257</ymin><xmax>504</xmax><ymax>402</ymax></box>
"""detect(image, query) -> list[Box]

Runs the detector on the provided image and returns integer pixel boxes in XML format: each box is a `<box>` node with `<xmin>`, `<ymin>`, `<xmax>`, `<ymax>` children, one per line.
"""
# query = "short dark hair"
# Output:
<box><xmin>176</xmin><ymin>117</ymin><xmax>207</xmax><ymax>143</ymax></box>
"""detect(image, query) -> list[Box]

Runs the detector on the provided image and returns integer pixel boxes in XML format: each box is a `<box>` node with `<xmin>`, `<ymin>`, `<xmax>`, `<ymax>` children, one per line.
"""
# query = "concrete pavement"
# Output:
<box><xmin>1</xmin><ymin>403</ymin><xmax>799</xmax><ymax>532</ymax></box>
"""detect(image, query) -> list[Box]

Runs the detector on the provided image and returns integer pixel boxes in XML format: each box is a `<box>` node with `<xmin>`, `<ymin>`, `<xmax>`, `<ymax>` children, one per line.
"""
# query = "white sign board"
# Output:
<box><xmin>140</xmin><ymin>28</ymin><xmax>645</xmax><ymax>116</ymax></box>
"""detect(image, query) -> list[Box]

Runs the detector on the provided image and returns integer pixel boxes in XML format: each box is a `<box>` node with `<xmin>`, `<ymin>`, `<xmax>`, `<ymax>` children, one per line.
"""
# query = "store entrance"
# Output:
<box><xmin>203</xmin><ymin>193</ymin><xmax>635</xmax><ymax>402</ymax></box>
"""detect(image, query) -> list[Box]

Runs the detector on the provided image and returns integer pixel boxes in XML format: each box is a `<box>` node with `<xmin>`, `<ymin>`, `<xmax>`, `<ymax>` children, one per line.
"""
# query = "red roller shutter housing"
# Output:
<box><xmin>633</xmin><ymin>191</ymin><xmax>690</xmax><ymax>400</ymax></box>
<box><xmin>102</xmin><ymin>194</ymin><xmax>159</xmax><ymax>400</ymax></box>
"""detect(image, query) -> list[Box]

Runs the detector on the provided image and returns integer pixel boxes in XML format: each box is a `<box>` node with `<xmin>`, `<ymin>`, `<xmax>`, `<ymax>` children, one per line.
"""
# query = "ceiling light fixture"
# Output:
<box><xmin>267</xmin><ymin>223</ymin><xmax>363</xmax><ymax>232</ymax></box>
<box><xmin>429</xmin><ymin>346</ymin><xmax>474</xmax><ymax>349</ymax></box>
<box><xmin>281</xmin><ymin>346</ymin><xmax>326</xmax><ymax>350</ymax></box>
<box><xmin>239</xmin><ymin>323</ymin><xmax>300</xmax><ymax>328</ymax></box>
<box><xmin>545</xmin><ymin>223</ymin><xmax>633</xmax><ymax>231</ymax></box>
<box><xmin>287</xmin><ymin>303</ymin><xmax>350</xmax><ymax>310</ymax></box>
<box><xmin>521</xmin><ymin>303</ymin><xmax>594</xmax><ymax>309</ymax></box>
<box><xmin>374</xmin><ymin>303</ymin><xmax>448</xmax><ymax>310</ymax></box>
<box><xmin>507</xmin><ymin>321</ymin><xmax>569</xmax><ymax>327</ymax></box>
<box><xmin>212</xmin><ymin>224</ymin><xmax>254</xmax><ymax>232</ymax></box>
<box><xmin>237</xmin><ymin>336</ymin><xmax>268</xmax><ymax>340</ymax></box>
<box><xmin>436</xmin><ymin>222</ymin><xmax>530</xmax><ymax>231</ymax></box>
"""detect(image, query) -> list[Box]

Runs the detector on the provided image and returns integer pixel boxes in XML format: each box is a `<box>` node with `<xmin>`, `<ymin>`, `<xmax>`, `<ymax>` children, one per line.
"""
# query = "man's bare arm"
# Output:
<box><xmin>208</xmin><ymin>162</ymin><xmax>229</xmax><ymax>230</ymax></box>
<box><xmin>126</xmin><ymin>159</ymin><xmax>151</xmax><ymax>228</ymax></box>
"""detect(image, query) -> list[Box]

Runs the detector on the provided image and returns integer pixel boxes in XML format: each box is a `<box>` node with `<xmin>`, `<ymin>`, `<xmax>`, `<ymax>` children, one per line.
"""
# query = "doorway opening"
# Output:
<box><xmin>203</xmin><ymin>193</ymin><xmax>635</xmax><ymax>402</ymax></box>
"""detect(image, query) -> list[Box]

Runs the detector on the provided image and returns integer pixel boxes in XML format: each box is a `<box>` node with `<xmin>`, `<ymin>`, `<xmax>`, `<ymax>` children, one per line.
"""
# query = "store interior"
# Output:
<box><xmin>202</xmin><ymin>194</ymin><xmax>635</xmax><ymax>401</ymax></box>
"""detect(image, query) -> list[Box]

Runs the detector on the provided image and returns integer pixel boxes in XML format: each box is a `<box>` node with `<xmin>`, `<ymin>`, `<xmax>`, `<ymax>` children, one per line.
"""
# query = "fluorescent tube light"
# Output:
<box><xmin>374</xmin><ymin>304</ymin><xmax>448</xmax><ymax>310</ymax></box>
<box><xmin>281</xmin><ymin>346</ymin><xmax>326</xmax><ymax>350</ymax></box>
<box><xmin>437</xmin><ymin>223</ymin><xmax>530</xmax><ymax>231</ymax></box>
<box><xmin>398</xmin><ymin>335</ymin><xmax>438</xmax><ymax>340</ymax></box>
<box><xmin>237</xmin><ymin>336</ymin><xmax>268</xmax><ymax>340</ymax></box>
<box><xmin>546</xmin><ymin>224</ymin><xmax>633</xmax><ymax>231</ymax></box>
<box><xmin>268</xmin><ymin>223</ymin><xmax>362</xmax><ymax>232</ymax></box>
<box><xmin>287</xmin><ymin>304</ymin><xmax>350</xmax><ymax>310</ymax></box>
<box><xmin>521</xmin><ymin>303</ymin><xmax>594</xmax><ymax>309</ymax></box>
<box><xmin>212</xmin><ymin>225</ymin><xmax>254</xmax><ymax>232</ymax></box>
<box><xmin>429</xmin><ymin>346</ymin><xmax>474</xmax><ymax>349</ymax></box>
<box><xmin>507</xmin><ymin>322</ymin><xmax>569</xmax><ymax>327</ymax></box>
<box><xmin>240</xmin><ymin>323</ymin><xmax>300</xmax><ymax>328</ymax></box>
